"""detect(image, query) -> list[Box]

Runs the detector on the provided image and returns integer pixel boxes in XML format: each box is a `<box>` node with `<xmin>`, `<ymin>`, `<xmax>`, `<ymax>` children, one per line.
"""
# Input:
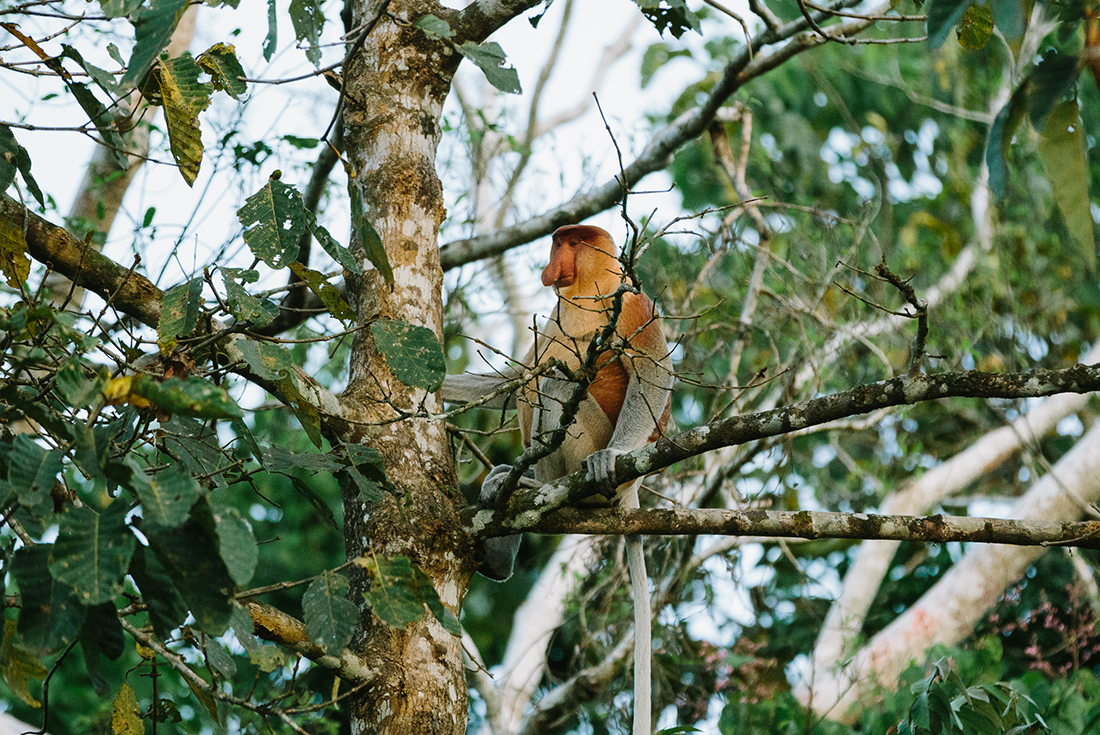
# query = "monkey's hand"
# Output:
<box><xmin>584</xmin><ymin>447</ymin><xmax>626</xmax><ymax>498</ymax></box>
<box><xmin>477</xmin><ymin>465</ymin><xmax>539</xmax><ymax>581</ymax></box>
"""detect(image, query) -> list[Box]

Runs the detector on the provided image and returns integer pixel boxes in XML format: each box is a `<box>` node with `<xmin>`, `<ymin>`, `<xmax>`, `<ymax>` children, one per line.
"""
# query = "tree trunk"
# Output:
<box><xmin>339</xmin><ymin>2</ymin><xmax>469</xmax><ymax>732</ymax></box>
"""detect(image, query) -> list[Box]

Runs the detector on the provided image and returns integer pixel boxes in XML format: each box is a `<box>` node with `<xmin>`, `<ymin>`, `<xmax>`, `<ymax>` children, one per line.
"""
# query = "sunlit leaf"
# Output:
<box><xmin>237</xmin><ymin>340</ymin><xmax>295</xmax><ymax>382</ymax></box>
<box><xmin>197</xmin><ymin>43</ymin><xmax>247</xmax><ymax>99</ymax></box>
<box><xmin>111</xmin><ymin>683</ymin><xmax>144</xmax><ymax>735</ymax></box>
<box><xmin>0</xmin><ymin>218</ymin><xmax>30</xmax><ymax>289</ymax></box>
<box><xmin>307</xmin><ymin>209</ymin><xmax>361</xmax><ymax>274</ymax></box>
<box><xmin>359</xmin><ymin>555</ymin><xmax>426</xmax><ymax>629</ymax></box>
<box><xmin>151</xmin><ymin>54</ymin><xmax>212</xmax><ymax>186</ymax></box>
<box><xmin>125</xmin><ymin>375</ymin><xmax>243</xmax><ymax>419</ymax></box>
<box><xmin>56</xmin><ymin>360</ymin><xmax>107</xmax><ymax>409</ymax></box>
<box><xmin>956</xmin><ymin>5</ymin><xmax>993</xmax><ymax>49</ymax></box>
<box><xmin>0</xmin><ymin>124</ymin><xmax>44</xmax><ymax>206</ymax></box>
<box><xmin>237</xmin><ymin>177</ymin><xmax>307</xmax><ymax>268</ymax></box>
<box><xmin>210</xmin><ymin>502</ymin><xmax>257</xmax><ymax>586</ymax></box>
<box><xmin>288</xmin><ymin>261</ymin><xmax>354</xmax><ymax>322</ymax></box>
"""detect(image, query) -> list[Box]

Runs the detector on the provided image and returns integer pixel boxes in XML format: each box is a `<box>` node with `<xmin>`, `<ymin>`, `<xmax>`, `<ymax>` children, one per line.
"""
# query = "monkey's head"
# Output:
<box><xmin>542</xmin><ymin>225</ymin><xmax>621</xmax><ymax>296</ymax></box>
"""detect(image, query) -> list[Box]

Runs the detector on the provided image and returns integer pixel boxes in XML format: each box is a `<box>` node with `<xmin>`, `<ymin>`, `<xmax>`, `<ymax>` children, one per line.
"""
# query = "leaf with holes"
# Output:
<box><xmin>157</xmin><ymin>277</ymin><xmax>203</xmax><ymax>354</ymax></box>
<box><xmin>237</xmin><ymin>178</ymin><xmax>307</xmax><ymax>268</ymax></box>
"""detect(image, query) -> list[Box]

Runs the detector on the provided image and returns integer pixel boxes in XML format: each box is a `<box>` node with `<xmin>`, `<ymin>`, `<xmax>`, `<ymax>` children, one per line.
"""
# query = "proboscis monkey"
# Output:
<box><xmin>443</xmin><ymin>224</ymin><xmax>673</xmax><ymax>735</ymax></box>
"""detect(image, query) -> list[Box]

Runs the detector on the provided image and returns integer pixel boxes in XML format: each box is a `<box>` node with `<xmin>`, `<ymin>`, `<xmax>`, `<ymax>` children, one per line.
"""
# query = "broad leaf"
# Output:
<box><xmin>55</xmin><ymin>46</ymin><xmax>128</xmax><ymax>169</ymax></box>
<box><xmin>111</xmin><ymin>683</ymin><xmax>144</xmax><ymax>735</ymax></box>
<box><xmin>0</xmin><ymin>218</ymin><xmax>30</xmax><ymax>289</ymax></box>
<box><xmin>49</xmin><ymin>502</ymin><xmax>136</xmax><ymax>605</ymax></box>
<box><xmin>303</xmin><ymin>571</ymin><xmax>357</xmax><ymax>653</ymax></box>
<box><xmin>145</xmin><ymin>514</ymin><xmax>235</xmax><ymax>634</ymax></box>
<box><xmin>11</xmin><ymin>546</ymin><xmax>86</xmax><ymax>656</ymax></box>
<box><xmin>371</xmin><ymin>319</ymin><xmax>446</xmax><ymax>392</ymax></box>
<box><xmin>128</xmin><ymin>462</ymin><xmax>201</xmax><ymax>528</ymax></box>
<box><xmin>289</xmin><ymin>0</ymin><xmax>324</xmax><ymax>66</ymax></box>
<box><xmin>455</xmin><ymin>41</ymin><xmax>521</xmax><ymax>95</ymax></box>
<box><xmin>631</xmin><ymin>0</ymin><xmax>701</xmax><ymax>39</ymax></box>
<box><xmin>288</xmin><ymin>261</ymin><xmax>354</xmax><ymax>322</ymax></box>
<box><xmin>9</xmin><ymin>434</ymin><xmax>64</xmax><ymax>515</ymax></box>
<box><xmin>237</xmin><ymin>340</ymin><xmax>294</xmax><ymax>381</ymax></box>
<box><xmin>121</xmin><ymin>0</ymin><xmax>191</xmax><ymax>88</ymax></box>
<box><xmin>926</xmin><ymin>0</ymin><xmax>973</xmax><ymax>49</ymax></box>
<box><xmin>414</xmin><ymin>14</ymin><xmax>455</xmax><ymax>39</ymax></box>
<box><xmin>956</xmin><ymin>5</ymin><xmax>993</xmax><ymax>49</ymax></box>
<box><xmin>360</xmin><ymin>555</ymin><xmax>427</xmax><ymax>629</ymax></box>
<box><xmin>129</xmin><ymin>545</ymin><xmax>188</xmax><ymax>639</ymax></box>
<box><xmin>1038</xmin><ymin>101</ymin><xmax>1095</xmax><ymax>270</ymax></box>
<box><xmin>157</xmin><ymin>277</ymin><xmax>203</xmax><ymax>354</ymax></box>
<box><xmin>152</xmin><ymin>54</ymin><xmax>212</xmax><ymax>186</ymax></box>
<box><xmin>237</xmin><ymin>178</ymin><xmax>307</xmax><ymax>268</ymax></box>
<box><xmin>210</xmin><ymin>502</ymin><xmax>257</xmax><ymax>586</ymax></box>
<box><xmin>0</xmin><ymin>621</ymin><xmax>46</xmax><ymax>707</ymax></box>
<box><xmin>196</xmin><ymin>43</ymin><xmax>247</xmax><ymax>99</ymax></box>
<box><xmin>221</xmin><ymin>268</ymin><xmax>278</xmax><ymax>327</ymax></box>
<box><xmin>127</xmin><ymin>375</ymin><xmax>243</xmax><ymax>419</ymax></box>
<box><xmin>56</xmin><ymin>360</ymin><xmax>107</xmax><ymax>409</ymax></box>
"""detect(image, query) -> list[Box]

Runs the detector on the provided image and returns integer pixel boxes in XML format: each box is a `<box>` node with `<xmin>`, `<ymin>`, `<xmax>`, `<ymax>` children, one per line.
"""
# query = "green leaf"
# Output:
<box><xmin>276</xmin><ymin>376</ymin><xmax>323</xmax><ymax>449</ymax></box>
<box><xmin>985</xmin><ymin>85</ymin><xmax>1027</xmax><ymax>198</ymax></box>
<box><xmin>361</xmin><ymin>555</ymin><xmax>428</xmax><ymax>629</ymax></box>
<box><xmin>1027</xmin><ymin>51</ymin><xmax>1079</xmax><ymax>126</ymax></box>
<box><xmin>145</xmin><ymin>514</ymin><xmax>235</xmax><ymax>634</ymax></box>
<box><xmin>0</xmin><ymin>124</ymin><xmax>44</xmax><ymax>207</ymax></box>
<box><xmin>288</xmin><ymin>261</ymin><xmax>355</xmax><ymax>322</ymax></box>
<box><xmin>640</xmin><ymin>43</ymin><xmax>692</xmax><ymax>89</ymax></box>
<box><xmin>1038</xmin><ymin>101</ymin><xmax>1095</xmax><ymax>271</ymax></box>
<box><xmin>371</xmin><ymin>319</ymin><xmax>446</xmax><ymax>392</ymax></box>
<box><xmin>152</xmin><ymin>54</ymin><xmax>213</xmax><ymax>186</ymax></box>
<box><xmin>0</xmin><ymin>217</ymin><xmax>31</xmax><ymax>290</ymax></box>
<box><xmin>131</xmin><ymin>375</ymin><xmax>243</xmax><ymax>419</ymax></box>
<box><xmin>632</xmin><ymin>0</ymin><xmax>701</xmax><ymax>39</ymax></box>
<box><xmin>342</xmin><ymin>443</ymin><xmax>392</xmax><ymax>503</ymax></box>
<box><xmin>289</xmin><ymin>0</ymin><xmax>324</xmax><ymax>66</ymax></box>
<box><xmin>60</xmin><ymin>44</ymin><xmax>120</xmax><ymax>96</ymax></box>
<box><xmin>98</xmin><ymin>0</ymin><xmax>143</xmax><ymax>17</ymax></box>
<box><xmin>129</xmin><ymin>545</ymin><xmax>188</xmax><ymax>639</ymax></box>
<box><xmin>221</xmin><ymin>268</ymin><xmax>278</xmax><ymax>327</ymax></box>
<box><xmin>9</xmin><ymin>433</ymin><xmax>64</xmax><ymax>515</ymax></box>
<box><xmin>455</xmin><ymin>41</ymin><xmax>522</xmax><ymax>94</ymax></box>
<box><xmin>263</xmin><ymin>0</ymin><xmax>278</xmax><ymax>61</ymax></box>
<box><xmin>956</xmin><ymin>5</ymin><xmax>993</xmax><ymax>49</ymax></box>
<box><xmin>414</xmin><ymin>14</ymin><xmax>455</xmax><ymax>39</ymax></box>
<box><xmin>926</xmin><ymin>0</ymin><xmax>972</xmax><ymax>49</ymax></box>
<box><xmin>196</xmin><ymin>43</ymin><xmax>247</xmax><ymax>99</ymax></box>
<box><xmin>303</xmin><ymin>571</ymin><xmax>357</xmax><ymax>653</ymax></box>
<box><xmin>52</xmin><ymin>48</ymin><xmax>129</xmax><ymax>170</ymax></box>
<box><xmin>48</xmin><ymin>503</ymin><xmax>136</xmax><ymax>605</ymax></box>
<box><xmin>237</xmin><ymin>178</ymin><xmax>307</xmax><ymax>268</ymax></box>
<box><xmin>348</xmin><ymin>183</ymin><xmax>391</xmax><ymax>287</ymax></box>
<box><xmin>210</xmin><ymin>502</ymin><xmax>257</xmax><ymax>586</ymax></box>
<box><xmin>11</xmin><ymin>546</ymin><xmax>87</xmax><ymax>655</ymax></box>
<box><xmin>157</xmin><ymin>277</ymin><xmax>203</xmax><ymax>353</ymax></box>
<box><xmin>81</xmin><ymin>602</ymin><xmax>125</xmax><ymax>695</ymax></box>
<box><xmin>128</xmin><ymin>462</ymin><xmax>201</xmax><ymax>527</ymax></box>
<box><xmin>412</xmin><ymin>565</ymin><xmax>461</xmax><ymax>636</ymax></box>
<box><xmin>237</xmin><ymin>340</ymin><xmax>294</xmax><ymax>382</ymax></box>
<box><xmin>121</xmin><ymin>0</ymin><xmax>191</xmax><ymax>88</ymax></box>
<box><xmin>111</xmin><ymin>683</ymin><xmax>144</xmax><ymax>735</ymax></box>
<box><xmin>0</xmin><ymin>620</ymin><xmax>46</xmax><ymax>707</ymax></box>
<box><xmin>56</xmin><ymin>360</ymin><xmax>106</xmax><ymax>409</ymax></box>
<box><xmin>307</xmin><ymin>210</ymin><xmax>361</xmax><ymax>274</ymax></box>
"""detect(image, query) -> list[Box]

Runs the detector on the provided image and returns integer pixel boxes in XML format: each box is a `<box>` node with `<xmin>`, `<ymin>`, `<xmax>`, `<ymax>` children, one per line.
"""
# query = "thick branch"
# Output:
<box><xmin>2</xmin><ymin>192</ymin><xmax>163</xmax><ymax>327</ymax></box>
<box><xmin>450</xmin><ymin>0</ymin><xmax>545</xmax><ymax>44</ymax></box>
<box><xmin>525</xmin><ymin>507</ymin><xmax>1100</xmax><ymax>549</ymax></box>
<box><xmin>245</xmin><ymin>600</ymin><xmax>377</xmax><ymax>684</ymax></box>
<box><xmin>464</xmin><ymin>363</ymin><xmax>1100</xmax><ymax>535</ymax></box>
<box><xmin>439</xmin><ymin>0</ymin><xmax>879</xmax><ymax>270</ymax></box>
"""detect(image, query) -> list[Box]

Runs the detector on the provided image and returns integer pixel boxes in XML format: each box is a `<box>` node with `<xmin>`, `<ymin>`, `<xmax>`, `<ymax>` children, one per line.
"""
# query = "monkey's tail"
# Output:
<box><xmin>627</xmin><ymin>534</ymin><xmax>651</xmax><ymax>735</ymax></box>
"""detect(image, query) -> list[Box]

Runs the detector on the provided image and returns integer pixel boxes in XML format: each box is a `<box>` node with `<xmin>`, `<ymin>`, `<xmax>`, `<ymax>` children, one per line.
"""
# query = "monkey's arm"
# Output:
<box><xmin>476</xmin><ymin>464</ymin><xmax>540</xmax><ymax>580</ymax></box>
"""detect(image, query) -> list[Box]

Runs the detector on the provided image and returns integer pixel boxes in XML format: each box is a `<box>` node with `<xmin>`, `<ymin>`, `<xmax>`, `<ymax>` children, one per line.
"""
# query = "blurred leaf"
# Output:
<box><xmin>303</xmin><ymin>571</ymin><xmax>357</xmax><ymax>652</ymax></box>
<box><xmin>263</xmin><ymin>0</ymin><xmax>277</xmax><ymax>61</ymax></box>
<box><xmin>9</xmin><ymin>433</ymin><xmax>64</xmax><ymax>515</ymax></box>
<box><xmin>157</xmin><ymin>276</ymin><xmax>203</xmax><ymax>354</ymax></box>
<box><xmin>926</xmin><ymin>0</ymin><xmax>972</xmax><ymax>49</ymax></box>
<box><xmin>632</xmin><ymin>0</ymin><xmax>701</xmax><ymax>38</ymax></box>
<box><xmin>129</xmin><ymin>545</ymin><xmax>188</xmax><ymax>639</ymax></box>
<box><xmin>111</xmin><ymin>683</ymin><xmax>144</xmax><ymax>734</ymax></box>
<box><xmin>956</xmin><ymin>5</ymin><xmax>993</xmax><ymax>49</ymax></box>
<box><xmin>371</xmin><ymin>319</ymin><xmax>446</xmax><ymax>392</ymax></box>
<box><xmin>0</xmin><ymin>124</ymin><xmax>44</xmax><ymax>207</ymax></box>
<box><xmin>455</xmin><ymin>42</ymin><xmax>521</xmax><ymax>94</ymax></box>
<box><xmin>1038</xmin><ymin>101</ymin><xmax>1095</xmax><ymax>271</ymax></box>
<box><xmin>197</xmin><ymin>42</ymin><xmax>247</xmax><ymax>98</ymax></box>
<box><xmin>1028</xmin><ymin>51</ymin><xmax>1079</xmax><ymax>126</ymax></box>
<box><xmin>414</xmin><ymin>14</ymin><xmax>455</xmax><ymax>39</ymax></box>
<box><xmin>349</xmin><ymin>183</ymin><xmax>391</xmax><ymax>287</ymax></box>
<box><xmin>80</xmin><ymin>602</ymin><xmax>125</xmax><ymax>695</ymax></box>
<box><xmin>985</xmin><ymin>86</ymin><xmax>1027</xmax><ymax>197</ymax></box>
<box><xmin>288</xmin><ymin>0</ymin><xmax>323</xmax><ymax>66</ymax></box>
<box><xmin>640</xmin><ymin>42</ymin><xmax>692</xmax><ymax>88</ymax></box>
<box><xmin>0</xmin><ymin>620</ymin><xmax>46</xmax><ymax>707</ymax></box>
<box><xmin>120</xmin><ymin>0</ymin><xmax>190</xmax><ymax>88</ymax></box>
<box><xmin>11</xmin><ymin>546</ymin><xmax>86</xmax><ymax>656</ymax></box>
<box><xmin>0</xmin><ymin>217</ymin><xmax>30</xmax><ymax>289</ymax></box>
<box><xmin>48</xmin><ymin>502</ymin><xmax>136</xmax><ymax>606</ymax></box>
<box><xmin>237</xmin><ymin>177</ymin><xmax>307</xmax><ymax>269</ymax></box>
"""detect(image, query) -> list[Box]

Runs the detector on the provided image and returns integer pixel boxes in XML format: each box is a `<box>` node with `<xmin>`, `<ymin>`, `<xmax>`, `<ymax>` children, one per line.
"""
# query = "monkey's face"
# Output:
<box><xmin>542</xmin><ymin>226</ymin><xmax>618</xmax><ymax>293</ymax></box>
